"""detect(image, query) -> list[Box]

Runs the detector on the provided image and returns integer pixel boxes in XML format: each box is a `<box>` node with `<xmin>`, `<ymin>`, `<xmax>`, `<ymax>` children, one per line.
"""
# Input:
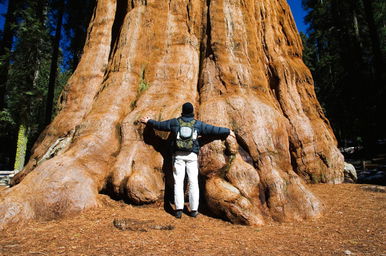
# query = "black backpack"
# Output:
<box><xmin>175</xmin><ymin>118</ymin><xmax>197</xmax><ymax>151</ymax></box>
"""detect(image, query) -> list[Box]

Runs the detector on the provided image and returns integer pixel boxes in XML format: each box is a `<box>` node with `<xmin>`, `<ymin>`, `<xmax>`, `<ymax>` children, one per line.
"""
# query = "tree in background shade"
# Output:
<box><xmin>302</xmin><ymin>0</ymin><xmax>385</xmax><ymax>148</ymax></box>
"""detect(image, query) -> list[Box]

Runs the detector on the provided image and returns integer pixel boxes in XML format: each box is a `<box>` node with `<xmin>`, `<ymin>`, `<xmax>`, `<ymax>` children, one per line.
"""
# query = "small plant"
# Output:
<box><xmin>138</xmin><ymin>66</ymin><xmax>149</xmax><ymax>93</ymax></box>
<box><xmin>131</xmin><ymin>100</ymin><xmax>137</xmax><ymax>109</ymax></box>
<box><xmin>131</xmin><ymin>66</ymin><xmax>150</xmax><ymax>110</ymax></box>
<box><xmin>138</xmin><ymin>79</ymin><xmax>149</xmax><ymax>93</ymax></box>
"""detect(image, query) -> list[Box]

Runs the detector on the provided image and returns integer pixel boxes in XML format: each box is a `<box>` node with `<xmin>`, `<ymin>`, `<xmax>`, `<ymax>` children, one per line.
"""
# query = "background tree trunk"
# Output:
<box><xmin>0</xmin><ymin>0</ymin><xmax>18</xmax><ymax>110</ymax></box>
<box><xmin>13</xmin><ymin>124</ymin><xmax>29</xmax><ymax>171</ymax></box>
<box><xmin>45</xmin><ymin>0</ymin><xmax>65</xmax><ymax>125</ymax></box>
<box><xmin>1</xmin><ymin>0</ymin><xmax>344</xmax><ymax>229</ymax></box>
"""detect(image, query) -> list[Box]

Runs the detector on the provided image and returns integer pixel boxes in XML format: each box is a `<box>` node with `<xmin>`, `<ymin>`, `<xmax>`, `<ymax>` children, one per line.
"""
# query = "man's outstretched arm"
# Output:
<box><xmin>200</xmin><ymin>122</ymin><xmax>235</xmax><ymax>139</ymax></box>
<box><xmin>140</xmin><ymin>116</ymin><xmax>176</xmax><ymax>132</ymax></box>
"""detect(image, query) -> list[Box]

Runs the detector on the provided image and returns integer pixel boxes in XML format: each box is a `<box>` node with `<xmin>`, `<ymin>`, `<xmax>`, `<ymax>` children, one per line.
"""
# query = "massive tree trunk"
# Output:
<box><xmin>0</xmin><ymin>0</ymin><xmax>344</xmax><ymax>229</ymax></box>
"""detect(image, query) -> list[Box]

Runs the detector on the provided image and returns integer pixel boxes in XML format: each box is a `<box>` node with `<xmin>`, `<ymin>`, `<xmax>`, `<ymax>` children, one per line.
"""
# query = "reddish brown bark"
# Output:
<box><xmin>1</xmin><ymin>0</ymin><xmax>344</xmax><ymax>229</ymax></box>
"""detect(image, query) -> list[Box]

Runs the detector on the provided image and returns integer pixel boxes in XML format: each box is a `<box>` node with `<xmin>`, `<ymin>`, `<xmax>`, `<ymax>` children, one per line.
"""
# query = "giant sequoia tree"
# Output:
<box><xmin>0</xmin><ymin>0</ymin><xmax>344</xmax><ymax>229</ymax></box>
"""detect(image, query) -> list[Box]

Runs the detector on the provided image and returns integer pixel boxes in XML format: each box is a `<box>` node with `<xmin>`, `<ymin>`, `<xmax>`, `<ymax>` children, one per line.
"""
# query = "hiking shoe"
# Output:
<box><xmin>175</xmin><ymin>210</ymin><xmax>183</xmax><ymax>219</ymax></box>
<box><xmin>189</xmin><ymin>210</ymin><xmax>199</xmax><ymax>218</ymax></box>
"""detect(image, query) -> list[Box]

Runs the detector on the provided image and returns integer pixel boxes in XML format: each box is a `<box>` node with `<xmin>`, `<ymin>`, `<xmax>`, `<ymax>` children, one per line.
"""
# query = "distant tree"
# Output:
<box><xmin>362</xmin><ymin>0</ymin><xmax>386</xmax><ymax>132</ymax></box>
<box><xmin>7</xmin><ymin>0</ymin><xmax>51</xmax><ymax>170</ymax></box>
<box><xmin>64</xmin><ymin>0</ymin><xmax>96</xmax><ymax>71</ymax></box>
<box><xmin>0</xmin><ymin>0</ymin><xmax>91</xmax><ymax>169</ymax></box>
<box><xmin>302</xmin><ymin>0</ymin><xmax>386</xmax><ymax>147</ymax></box>
<box><xmin>362</xmin><ymin>0</ymin><xmax>384</xmax><ymax>82</ymax></box>
<box><xmin>0</xmin><ymin>0</ymin><xmax>19</xmax><ymax>110</ymax></box>
<box><xmin>45</xmin><ymin>0</ymin><xmax>65</xmax><ymax>125</ymax></box>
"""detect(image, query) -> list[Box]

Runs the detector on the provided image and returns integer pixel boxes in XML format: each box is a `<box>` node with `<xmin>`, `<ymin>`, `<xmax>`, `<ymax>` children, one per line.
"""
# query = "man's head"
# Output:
<box><xmin>182</xmin><ymin>102</ymin><xmax>194</xmax><ymax>117</ymax></box>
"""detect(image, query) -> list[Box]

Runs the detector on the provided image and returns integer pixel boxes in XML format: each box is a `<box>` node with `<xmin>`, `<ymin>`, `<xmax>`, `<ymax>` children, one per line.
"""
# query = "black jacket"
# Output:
<box><xmin>147</xmin><ymin>115</ymin><xmax>230</xmax><ymax>154</ymax></box>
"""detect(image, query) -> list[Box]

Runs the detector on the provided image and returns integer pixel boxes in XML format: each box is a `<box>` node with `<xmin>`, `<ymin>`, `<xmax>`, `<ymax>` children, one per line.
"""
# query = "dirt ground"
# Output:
<box><xmin>1</xmin><ymin>184</ymin><xmax>385</xmax><ymax>256</ymax></box>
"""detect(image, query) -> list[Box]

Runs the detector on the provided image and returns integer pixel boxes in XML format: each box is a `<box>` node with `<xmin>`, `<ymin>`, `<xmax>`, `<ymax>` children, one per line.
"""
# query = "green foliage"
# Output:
<box><xmin>0</xmin><ymin>109</ymin><xmax>15</xmax><ymax>127</ymax></box>
<box><xmin>7</xmin><ymin>1</ymin><xmax>51</xmax><ymax>121</ymax></box>
<box><xmin>130</xmin><ymin>67</ymin><xmax>150</xmax><ymax>109</ymax></box>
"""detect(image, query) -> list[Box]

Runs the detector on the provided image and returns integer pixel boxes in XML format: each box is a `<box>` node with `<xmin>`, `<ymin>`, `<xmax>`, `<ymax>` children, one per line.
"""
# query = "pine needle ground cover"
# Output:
<box><xmin>1</xmin><ymin>184</ymin><xmax>384</xmax><ymax>255</ymax></box>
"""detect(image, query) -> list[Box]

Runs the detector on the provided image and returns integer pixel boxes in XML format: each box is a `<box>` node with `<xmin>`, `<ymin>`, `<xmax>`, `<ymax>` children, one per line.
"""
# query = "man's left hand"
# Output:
<box><xmin>140</xmin><ymin>116</ymin><xmax>150</xmax><ymax>124</ymax></box>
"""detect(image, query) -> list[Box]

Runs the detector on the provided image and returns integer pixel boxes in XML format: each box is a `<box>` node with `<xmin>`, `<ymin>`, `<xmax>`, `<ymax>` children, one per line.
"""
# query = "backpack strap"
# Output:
<box><xmin>177</xmin><ymin>117</ymin><xmax>196</xmax><ymax>126</ymax></box>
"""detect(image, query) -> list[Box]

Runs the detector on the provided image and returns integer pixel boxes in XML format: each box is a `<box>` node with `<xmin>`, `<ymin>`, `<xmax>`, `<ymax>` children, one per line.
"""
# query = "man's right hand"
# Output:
<box><xmin>140</xmin><ymin>116</ymin><xmax>150</xmax><ymax>124</ymax></box>
<box><xmin>229</xmin><ymin>130</ymin><xmax>236</xmax><ymax>138</ymax></box>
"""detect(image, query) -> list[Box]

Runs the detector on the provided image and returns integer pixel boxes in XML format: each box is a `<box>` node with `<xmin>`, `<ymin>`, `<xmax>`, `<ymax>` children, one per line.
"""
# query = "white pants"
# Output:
<box><xmin>173</xmin><ymin>151</ymin><xmax>199</xmax><ymax>211</ymax></box>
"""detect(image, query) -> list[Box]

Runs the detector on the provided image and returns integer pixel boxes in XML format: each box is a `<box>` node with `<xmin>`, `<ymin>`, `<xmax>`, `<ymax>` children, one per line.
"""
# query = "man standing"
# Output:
<box><xmin>140</xmin><ymin>102</ymin><xmax>235</xmax><ymax>218</ymax></box>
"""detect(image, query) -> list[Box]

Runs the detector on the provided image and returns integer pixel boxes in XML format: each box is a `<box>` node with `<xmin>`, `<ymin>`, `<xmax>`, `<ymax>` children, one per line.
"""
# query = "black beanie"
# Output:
<box><xmin>182</xmin><ymin>102</ymin><xmax>194</xmax><ymax>116</ymax></box>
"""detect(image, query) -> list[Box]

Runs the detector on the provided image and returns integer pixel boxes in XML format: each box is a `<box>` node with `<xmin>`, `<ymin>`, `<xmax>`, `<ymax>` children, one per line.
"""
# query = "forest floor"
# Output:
<box><xmin>0</xmin><ymin>184</ymin><xmax>385</xmax><ymax>256</ymax></box>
